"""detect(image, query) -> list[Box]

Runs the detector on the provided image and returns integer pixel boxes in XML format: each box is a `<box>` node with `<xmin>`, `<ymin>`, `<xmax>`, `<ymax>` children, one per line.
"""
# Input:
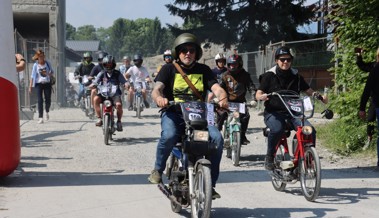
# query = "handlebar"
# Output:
<box><xmin>267</xmin><ymin>91</ymin><xmax>314</xmax><ymax>120</ymax></box>
<box><xmin>267</xmin><ymin>90</ymin><xmax>333</xmax><ymax>120</ymax></box>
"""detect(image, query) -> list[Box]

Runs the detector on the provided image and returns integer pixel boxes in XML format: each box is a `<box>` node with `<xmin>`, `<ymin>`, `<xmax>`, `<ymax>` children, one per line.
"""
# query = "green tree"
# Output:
<box><xmin>108</xmin><ymin>18</ymin><xmax>128</xmax><ymax>59</ymax></box>
<box><xmin>66</xmin><ymin>23</ymin><xmax>76</xmax><ymax>40</ymax></box>
<box><xmin>165</xmin><ymin>0</ymin><xmax>317</xmax><ymax>51</ymax></box>
<box><xmin>326</xmin><ymin>0</ymin><xmax>379</xmax><ymax>151</ymax></box>
<box><xmin>75</xmin><ymin>25</ymin><xmax>98</xmax><ymax>40</ymax></box>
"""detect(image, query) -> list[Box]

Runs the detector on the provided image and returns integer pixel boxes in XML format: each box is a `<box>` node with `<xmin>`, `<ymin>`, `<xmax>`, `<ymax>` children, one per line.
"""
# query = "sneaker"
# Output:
<box><xmin>144</xmin><ymin>100</ymin><xmax>150</xmax><ymax>108</ymax></box>
<box><xmin>95</xmin><ymin>118</ymin><xmax>103</xmax><ymax>127</ymax></box>
<box><xmin>128</xmin><ymin>105</ymin><xmax>133</xmax><ymax>111</ymax></box>
<box><xmin>37</xmin><ymin>118</ymin><xmax>43</xmax><ymax>124</ymax></box>
<box><xmin>264</xmin><ymin>155</ymin><xmax>275</xmax><ymax>171</ymax></box>
<box><xmin>116</xmin><ymin>121</ymin><xmax>123</xmax><ymax>131</ymax></box>
<box><xmin>363</xmin><ymin>135</ymin><xmax>372</xmax><ymax>151</ymax></box>
<box><xmin>148</xmin><ymin>170</ymin><xmax>162</xmax><ymax>184</ymax></box>
<box><xmin>212</xmin><ymin>188</ymin><xmax>221</xmax><ymax>200</ymax></box>
<box><xmin>45</xmin><ymin>113</ymin><xmax>49</xmax><ymax>121</ymax></box>
<box><xmin>241</xmin><ymin>135</ymin><xmax>250</xmax><ymax>145</ymax></box>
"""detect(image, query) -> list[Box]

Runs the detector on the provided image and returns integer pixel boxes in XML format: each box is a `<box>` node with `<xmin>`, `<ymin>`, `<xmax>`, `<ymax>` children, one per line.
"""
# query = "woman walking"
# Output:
<box><xmin>29</xmin><ymin>49</ymin><xmax>54</xmax><ymax>124</ymax></box>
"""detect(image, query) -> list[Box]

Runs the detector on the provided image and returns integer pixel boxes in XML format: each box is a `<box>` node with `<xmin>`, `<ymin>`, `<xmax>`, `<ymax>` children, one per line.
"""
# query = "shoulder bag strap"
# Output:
<box><xmin>173</xmin><ymin>62</ymin><xmax>204</xmax><ymax>101</ymax></box>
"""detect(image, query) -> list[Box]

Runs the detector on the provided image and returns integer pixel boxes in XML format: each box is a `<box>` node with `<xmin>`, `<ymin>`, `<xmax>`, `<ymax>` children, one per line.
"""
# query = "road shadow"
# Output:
<box><xmin>111</xmin><ymin>136</ymin><xmax>160</xmax><ymax>145</ymax></box>
<box><xmin>21</xmin><ymin>130</ymin><xmax>80</xmax><ymax>148</ymax></box>
<box><xmin>211</xmin><ymin>207</ymin><xmax>337</xmax><ymax>218</ymax></box>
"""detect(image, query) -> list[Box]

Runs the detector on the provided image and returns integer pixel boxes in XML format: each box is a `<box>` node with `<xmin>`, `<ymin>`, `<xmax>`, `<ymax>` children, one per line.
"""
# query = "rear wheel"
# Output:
<box><xmin>191</xmin><ymin>164</ymin><xmax>212</xmax><ymax>218</ymax></box>
<box><xmin>271</xmin><ymin>145</ymin><xmax>287</xmax><ymax>191</ymax></box>
<box><xmin>103</xmin><ymin>114</ymin><xmax>110</xmax><ymax>145</ymax></box>
<box><xmin>300</xmin><ymin>146</ymin><xmax>321</xmax><ymax>202</ymax></box>
<box><xmin>231</xmin><ymin>131</ymin><xmax>241</xmax><ymax>166</ymax></box>
<box><xmin>167</xmin><ymin>155</ymin><xmax>182</xmax><ymax>213</ymax></box>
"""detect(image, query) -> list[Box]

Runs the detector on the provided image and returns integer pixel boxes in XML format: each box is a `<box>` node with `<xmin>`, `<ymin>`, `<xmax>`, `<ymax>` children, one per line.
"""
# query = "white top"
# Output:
<box><xmin>125</xmin><ymin>65</ymin><xmax>150</xmax><ymax>83</ymax></box>
<box><xmin>36</xmin><ymin>63</ymin><xmax>50</xmax><ymax>84</ymax></box>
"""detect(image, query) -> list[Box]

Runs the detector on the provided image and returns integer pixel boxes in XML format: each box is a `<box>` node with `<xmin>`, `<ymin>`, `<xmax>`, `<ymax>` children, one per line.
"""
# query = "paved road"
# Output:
<box><xmin>1</xmin><ymin>107</ymin><xmax>378</xmax><ymax>218</ymax></box>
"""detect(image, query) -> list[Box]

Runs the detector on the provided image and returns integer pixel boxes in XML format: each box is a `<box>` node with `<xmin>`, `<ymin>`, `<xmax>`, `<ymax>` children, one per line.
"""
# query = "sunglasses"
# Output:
<box><xmin>179</xmin><ymin>47</ymin><xmax>196</xmax><ymax>54</ymax></box>
<box><xmin>279</xmin><ymin>58</ymin><xmax>292</xmax><ymax>63</ymax></box>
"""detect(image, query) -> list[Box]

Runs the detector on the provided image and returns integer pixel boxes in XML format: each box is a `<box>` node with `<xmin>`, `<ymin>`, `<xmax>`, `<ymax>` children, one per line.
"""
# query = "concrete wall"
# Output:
<box><xmin>12</xmin><ymin>0</ymin><xmax>66</xmax><ymax>106</ymax></box>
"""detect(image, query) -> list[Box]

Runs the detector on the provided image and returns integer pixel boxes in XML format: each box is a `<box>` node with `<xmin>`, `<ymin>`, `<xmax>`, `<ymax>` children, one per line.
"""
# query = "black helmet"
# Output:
<box><xmin>171</xmin><ymin>33</ymin><xmax>202</xmax><ymax>60</ymax></box>
<box><xmin>98</xmin><ymin>51</ymin><xmax>109</xmax><ymax>61</ymax></box>
<box><xmin>274</xmin><ymin>46</ymin><xmax>294</xmax><ymax>59</ymax></box>
<box><xmin>226</xmin><ymin>54</ymin><xmax>243</xmax><ymax>71</ymax></box>
<box><xmin>133</xmin><ymin>54</ymin><xmax>143</xmax><ymax>67</ymax></box>
<box><xmin>102</xmin><ymin>55</ymin><xmax>116</xmax><ymax>70</ymax></box>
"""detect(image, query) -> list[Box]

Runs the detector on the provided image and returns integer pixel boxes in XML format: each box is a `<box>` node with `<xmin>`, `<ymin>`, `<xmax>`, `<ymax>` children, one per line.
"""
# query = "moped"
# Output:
<box><xmin>98</xmin><ymin>83</ymin><xmax>117</xmax><ymax>145</ymax></box>
<box><xmin>158</xmin><ymin>101</ymin><xmax>217</xmax><ymax>218</ymax></box>
<box><xmin>222</xmin><ymin>102</ymin><xmax>245</xmax><ymax>166</ymax></box>
<box><xmin>263</xmin><ymin>90</ymin><xmax>332</xmax><ymax>202</ymax></box>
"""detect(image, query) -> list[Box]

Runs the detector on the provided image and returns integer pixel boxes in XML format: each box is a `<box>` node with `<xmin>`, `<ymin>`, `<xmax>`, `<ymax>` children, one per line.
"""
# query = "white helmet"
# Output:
<box><xmin>163</xmin><ymin>49</ymin><xmax>172</xmax><ymax>61</ymax></box>
<box><xmin>215</xmin><ymin>53</ymin><xmax>226</xmax><ymax>61</ymax></box>
<box><xmin>164</xmin><ymin>50</ymin><xmax>172</xmax><ymax>56</ymax></box>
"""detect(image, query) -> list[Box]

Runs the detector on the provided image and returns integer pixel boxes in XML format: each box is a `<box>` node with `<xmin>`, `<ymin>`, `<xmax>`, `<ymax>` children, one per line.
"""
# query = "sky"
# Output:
<box><xmin>66</xmin><ymin>0</ymin><xmax>319</xmax><ymax>31</ymax></box>
<box><xmin>66</xmin><ymin>0</ymin><xmax>184</xmax><ymax>28</ymax></box>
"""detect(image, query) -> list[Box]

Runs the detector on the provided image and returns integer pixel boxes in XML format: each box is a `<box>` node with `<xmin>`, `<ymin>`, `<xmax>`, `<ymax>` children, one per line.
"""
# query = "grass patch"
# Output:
<box><xmin>316</xmin><ymin>118</ymin><xmax>377</xmax><ymax>158</ymax></box>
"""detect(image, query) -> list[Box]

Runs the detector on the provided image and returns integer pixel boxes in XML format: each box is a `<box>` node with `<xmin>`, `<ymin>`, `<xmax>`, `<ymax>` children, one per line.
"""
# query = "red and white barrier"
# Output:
<box><xmin>0</xmin><ymin>0</ymin><xmax>21</xmax><ymax>177</ymax></box>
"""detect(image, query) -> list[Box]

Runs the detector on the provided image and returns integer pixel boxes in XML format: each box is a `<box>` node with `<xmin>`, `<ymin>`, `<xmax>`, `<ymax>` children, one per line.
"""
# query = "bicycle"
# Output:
<box><xmin>263</xmin><ymin>90</ymin><xmax>332</xmax><ymax>202</ymax></box>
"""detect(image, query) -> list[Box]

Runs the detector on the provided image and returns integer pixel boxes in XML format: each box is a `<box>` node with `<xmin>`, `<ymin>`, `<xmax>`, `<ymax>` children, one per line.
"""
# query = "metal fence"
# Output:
<box><xmin>14</xmin><ymin>30</ymin><xmax>59</xmax><ymax>111</ymax></box>
<box><xmin>243</xmin><ymin>37</ymin><xmax>334</xmax><ymax>90</ymax></box>
<box><xmin>203</xmin><ymin>36</ymin><xmax>335</xmax><ymax>91</ymax></box>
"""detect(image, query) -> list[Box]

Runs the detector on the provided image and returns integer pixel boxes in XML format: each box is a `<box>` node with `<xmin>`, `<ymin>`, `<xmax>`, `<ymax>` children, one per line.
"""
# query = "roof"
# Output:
<box><xmin>66</xmin><ymin>40</ymin><xmax>100</xmax><ymax>52</ymax></box>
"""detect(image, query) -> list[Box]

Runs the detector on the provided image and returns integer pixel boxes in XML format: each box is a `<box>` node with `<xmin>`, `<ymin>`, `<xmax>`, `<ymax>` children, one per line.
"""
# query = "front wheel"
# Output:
<box><xmin>300</xmin><ymin>146</ymin><xmax>321</xmax><ymax>202</ymax></box>
<box><xmin>191</xmin><ymin>164</ymin><xmax>212</xmax><ymax>218</ymax></box>
<box><xmin>231</xmin><ymin>131</ymin><xmax>241</xmax><ymax>166</ymax></box>
<box><xmin>136</xmin><ymin>96</ymin><xmax>142</xmax><ymax>119</ymax></box>
<box><xmin>103</xmin><ymin>114</ymin><xmax>110</xmax><ymax>145</ymax></box>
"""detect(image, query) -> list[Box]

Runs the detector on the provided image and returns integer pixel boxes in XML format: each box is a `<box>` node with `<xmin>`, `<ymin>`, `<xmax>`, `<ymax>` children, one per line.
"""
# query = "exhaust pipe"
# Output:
<box><xmin>157</xmin><ymin>183</ymin><xmax>182</xmax><ymax>206</ymax></box>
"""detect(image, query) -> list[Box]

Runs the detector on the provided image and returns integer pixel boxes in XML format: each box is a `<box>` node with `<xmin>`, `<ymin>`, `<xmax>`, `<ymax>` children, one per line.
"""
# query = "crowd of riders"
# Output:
<box><xmin>66</xmin><ymin>32</ymin><xmax>334</xmax><ymax>200</ymax></box>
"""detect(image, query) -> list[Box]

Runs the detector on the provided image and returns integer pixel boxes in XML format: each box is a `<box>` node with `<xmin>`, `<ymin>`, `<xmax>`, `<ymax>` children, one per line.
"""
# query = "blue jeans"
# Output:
<box><xmin>78</xmin><ymin>83</ymin><xmax>85</xmax><ymax>101</ymax></box>
<box><xmin>154</xmin><ymin>110</ymin><xmax>224</xmax><ymax>187</ymax></box>
<box><xmin>35</xmin><ymin>83</ymin><xmax>52</xmax><ymax>118</ymax></box>
<box><xmin>375</xmin><ymin>108</ymin><xmax>379</xmax><ymax>166</ymax></box>
<box><xmin>264</xmin><ymin>111</ymin><xmax>316</xmax><ymax>156</ymax></box>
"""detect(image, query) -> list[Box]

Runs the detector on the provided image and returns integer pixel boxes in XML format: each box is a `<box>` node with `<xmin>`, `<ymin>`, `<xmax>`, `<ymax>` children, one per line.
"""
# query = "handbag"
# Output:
<box><xmin>50</xmin><ymin>75</ymin><xmax>56</xmax><ymax>85</ymax></box>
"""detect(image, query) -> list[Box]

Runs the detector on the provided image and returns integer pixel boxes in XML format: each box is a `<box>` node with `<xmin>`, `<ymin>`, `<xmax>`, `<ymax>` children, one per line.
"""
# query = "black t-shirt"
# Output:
<box><xmin>90</xmin><ymin>64</ymin><xmax>104</xmax><ymax>77</ymax></box>
<box><xmin>258</xmin><ymin>66</ymin><xmax>310</xmax><ymax>113</ymax></box>
<box><xmin>74</xmin><ymin>63</ymin><xmax>95</xmax><ymax>83</ymax></box>
<box><xmin>155</xmin><ymin>63</ymin><xmax>217</xmax><ymax>101</ymax></box>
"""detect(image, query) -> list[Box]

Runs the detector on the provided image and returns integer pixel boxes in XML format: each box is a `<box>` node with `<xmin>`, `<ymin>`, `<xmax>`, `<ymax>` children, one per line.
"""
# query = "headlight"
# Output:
<box><xmin>302</xmin><ymin>126</ymin><xmax>313</xmax><ymax>135</ymax></box>
<box><xmin>104</xmin><ymin>100</ymin><xmax>112</xmax><ymax>107</ymax></box>
<box><xmin>193</xmin><ymin>130</ymin><xmax>209</xmax><ymax>142</ymax></box>
<box><xmin>232</xmin><ymin>111</ymin><xmax>240</xmax><ymax>119</ymax></box>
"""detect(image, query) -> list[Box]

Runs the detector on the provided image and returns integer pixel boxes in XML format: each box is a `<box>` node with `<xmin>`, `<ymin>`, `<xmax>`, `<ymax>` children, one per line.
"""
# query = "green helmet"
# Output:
<box><xmin>83</xmin><ymin>52</ymin><xmax>93</xmax><ymax>63</ymax></box>
<box><xmin>171</xmin><ymin>33</ymin><xmax>202</xmax><ymax>61</ymax></box>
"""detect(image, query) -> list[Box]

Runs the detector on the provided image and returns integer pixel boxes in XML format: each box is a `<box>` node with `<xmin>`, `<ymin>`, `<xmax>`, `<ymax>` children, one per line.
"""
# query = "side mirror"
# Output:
<box><xmin>321</xmin><ymin>109</ymin><xmax>334</xmax><ymax>119</ymax></box>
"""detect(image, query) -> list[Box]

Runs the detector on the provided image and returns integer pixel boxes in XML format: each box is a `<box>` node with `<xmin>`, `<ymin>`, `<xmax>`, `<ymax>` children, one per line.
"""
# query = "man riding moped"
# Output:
<box><xmin>90</xmin><ymin>55</ymin><xmax>128</xmax><ymax>131</ymax></box>
<box><xmin>255</xmin><ymin>46</ymin><xmax>328</xmax><ymax>171</ymax></box>
<box><xmin>147</xmin><ymin>33</ymin><xmax>229</xmax><ymax>199</ymax></box>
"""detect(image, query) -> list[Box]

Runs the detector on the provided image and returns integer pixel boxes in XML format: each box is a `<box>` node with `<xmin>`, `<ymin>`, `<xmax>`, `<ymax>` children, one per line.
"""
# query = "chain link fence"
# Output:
<box><xmin>203</xmin><ymin>36</ymin><xmax>334</xmax><ymax>92</ymax></box>
<box><xmin>241</xmin><ymin>36</ymin><xmax>335</xmax><ymax>91</ymax></box>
